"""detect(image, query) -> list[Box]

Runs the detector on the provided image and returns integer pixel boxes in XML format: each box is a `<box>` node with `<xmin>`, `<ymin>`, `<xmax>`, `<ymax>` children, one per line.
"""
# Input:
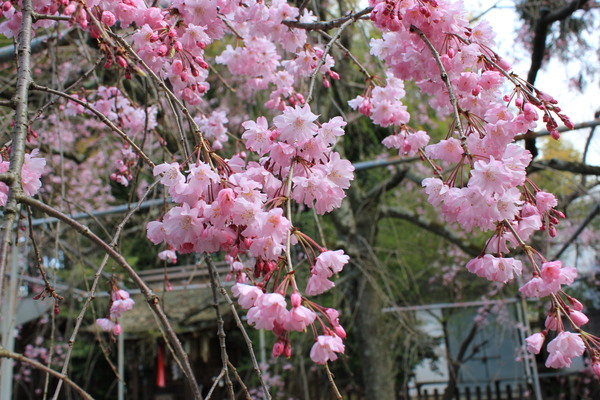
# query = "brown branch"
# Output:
<box><xmin>306</xmin><ymin>17</ymin><xmax>354</xmax><ymax>104</ymax></box>
<box><xmin>51</xmin><ymin>181</ymin><xmax>159</xmax><ymax>400</ymax></box>
<box><xmin>514</xmin><ymin>118</ymin><xmax>600</xmax><ymax>141</ymax></box>
<box><xmin>554</xmin><ymin>199</ymin><xmax>600</xmax><ymax>259</ymax></box>
<box><xmin>18</xmin><ymin>195</ymin><xmax>203</xmax><ymax>399</ymax></box>
<box><xmin>529</xmin><ymin>159</ymin><xmax>600</xmax><ymax>176</ymax></box>
<box><xmin>0</xmin><ymin>0</ymin><xmax>33</xmax><ymax>313</ymax></box>
<box><xmin>206</xmin><ymin>257</ymin><xmax>235</xmax><ymax>399</ymax></box>
<box><xmin>31</xmin><ymin>12</ymin><xmax>72</xmax><ymax>22</ymax></box>
<box><xmin>380</xmin><ymin>206</ymin><xmax>481</xmax><ymax>257</ymax></box>
<box><xmin>0</xmin><ymin>347</ymin><xmax>94</xmax><ymax>400</ymax></box>
<box><xmin>318</xmin><ymin>30</ymin><xmax>372</xmax><ymax>80</ymax></box>
<box><xmin>211</xmin><ymin>267</ymin><xmax>272</xmax><ymax>399</ymax></box>
<box><xmin>282</xmin><ymin>7</ymin><xmax>372</xmax><ymax>31</ymax></box>
<box><xmin>525</xmin><ymin>0</ymin><xmax>590</xmax><ymax>158</ymax></box>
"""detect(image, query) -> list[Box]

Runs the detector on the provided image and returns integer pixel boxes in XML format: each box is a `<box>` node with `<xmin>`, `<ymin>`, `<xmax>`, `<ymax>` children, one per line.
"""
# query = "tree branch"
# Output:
<box><xmin>282</xmin><ymin>7</ymin><xmax>372</xmax><ymax>31</ymax></box>
<box><xmin>554</xmin><ymin>199</ymin><xmax>600</xmax><ymax>259</ymax></box>
<box><xmin>380</xmin><ymin>206</ymin><xmax>480</xmax><ymax>257</ymax></box>
<box><xmin>514</xmin><ymin>118</ymin><xmax>600</xmax><ymax>141</ymax></box>
<box><xmin>525</xmin><ymin>0</ymin><xmax>589</xmax><ymax>158</ymax></box>
<box><xmin>0</xmin><ymin>347</ymin><xmax>93</xmax><ymax>400</ymax></box>
<box><xmin>0</xmin><ymin>0</ymin><xmax>33</xmax><ymax>311</ymax></box>
<box><xmin>529</xmin><ymin>158</ymin><xmax>600</xmax><ymax>176</ymax></box>
<box><xmin>18</xmin><ymin>195</ymin><xmax>204</xmax><ymax>399</ymax></box>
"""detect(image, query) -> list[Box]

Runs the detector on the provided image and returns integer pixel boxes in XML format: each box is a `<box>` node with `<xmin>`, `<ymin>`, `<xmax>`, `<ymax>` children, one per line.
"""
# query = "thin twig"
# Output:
<box><xmin>324</xmin><ymin>362</ymin><xmax>343</xmax><ymax>399</ymax></box>
<box><xmin>306</xmin><ymin>18</ymin><xmax>354</xmax><ymax>104</ymax></box>
<box><xmin>51</xmin><ymin>181</ymin><xmax>160</xmax><ymax>400</ymax></box>
<box><xmin>206</xmin><ymin>257</ymin><xmax>235</xmax><ymax>399</ymax></box>
<box><xmin>0</xmin><ymin>347</ymin><xmax>94</xmax><ymax>400</ymax></box>
<box><xmin>317</xmin><ymin>30</ymin><xmax>372</xmax><ymax>80</ymax></box>
<box><xmin>282</xmin><ymin>7</ymin><xmax>372</xmax><ymax>31</ymax></box>
<box><xmin>410</xmin><ymin>26</ymin><xmax>466</xmax><ymax>142</ymax></box>
<box><xmin>30</xmin><ymin>83</ymin><xmax>155</xmax><ymax>167</ymax></box>
<box><xmin>214</xmin><ymin>276</ymin><xmax>272</xmax><ymax>399</ymax></box>
<box><xmin>0</xmin><ymin>0</ymin><xmax>33</xmax><ymax>314</ymax></box>
<box><xmin>205</xmin><ymin>368</ymin><xmax>226</xmax><ymax>400</ymax></box>
<box><xmin>227</xmin><ymin>360</ymin><xmax>252</xmax><ymax>400</ymax></box>
<box><xmin>32</xmin><ymin>12</ymin><xmax>72</xmax><ymax>22</ymax></box>
<box><xmin>19</xmin><ymin>195</ymin><xmax>204</xmax><ymax>399</ymax></box>
<box><xmin>29</xmin><ymin>56</ymin><xmax>104</xmax><ymax>125</ymax></box>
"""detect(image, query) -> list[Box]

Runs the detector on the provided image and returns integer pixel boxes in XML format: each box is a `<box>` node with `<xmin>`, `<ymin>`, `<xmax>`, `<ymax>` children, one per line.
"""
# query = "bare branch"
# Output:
<box><xmin>0</xmin><ymin>347</ymin><xmax>94</xmax><ymax>400</ymax></box>
<box><xmin>282</xmin><ymin>7</ymin><xmax>372</xmax><ymax>31</ymax></box>
<box><xmin>0</xmin><ymin>0</ymin><xmax>33</xmax><ymax>310</ymax></box>
<box><xmin>18</xmin><ymin>195</ymin><xmax>204</xmax><ymax>399</ymax></box>
<box><xmin>554</xmin><ymin>199</ymin><xmax>600</xmax><ymax>259</ymax></box>
<box><xmin>514</xmin><ymin>118</ymin><xmax>600</xmax><ymax>141</ymax></box>
<box><xmin>306</xmin><ymin>18</ymin><xmax>354</xmax><ymax>104</ymax></box>
<box><xmin>529</xmin><ymin>159</ymin><xmax>600</xmax><ymax>176</ymax></box>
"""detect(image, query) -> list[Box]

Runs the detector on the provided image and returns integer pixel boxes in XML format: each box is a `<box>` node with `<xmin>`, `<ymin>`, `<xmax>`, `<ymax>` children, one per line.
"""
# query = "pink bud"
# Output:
<box><xmin>197</xmin><ymin>59</ymin><xmax>209</xmax><ymax>69</ymax></box>
<box><xmin>328</xmin><ymin>71</ymin><xmax>340</xmax><ymax>80</ymax></box>
<box><xmin>550</xmin><ymin>130</ymin><xmax>560</xmax><ymax>140</ymax></box>
<box><xmin>545</xmin><ymin>314</ymin><xmax>558</xmax><ymax>330</ymax></box>
<box><xmin>569</xmin><ymin>310</ymin><xmax>589</xmax><ymax>327</ymax></box>
<box><xmin>334</xmin><ymin>325</ymin><xmax>347</xmax><ymax>339</ymax></box>
<box><xmin>447</xmin><ymin>47</ymin><xmax>455</xmax><ymax>58</ymax></box>
<box><xmin>272</xmin><ymin>340</ymin><xmax>284</xmax><ymax>357</ymax></box>
<box><xmin>322</xmin><ymin>77</ymin><xmax>330</xmax><ymax>88</ymax></box>
<box><xmin>568</xmin><ymin>297</ymin><xmax>584</xmax><ymax>311</ymax></box>
<box><xmin>284</xmin><ymin>341</ymin><xmax>292</xmax><ymax>358</ymax></box>
<box><xmin>471</xmin><ymin>86</ymin><xmax>481</xmax><ymax>96</ymax></box>
<box><xmin>593</xmin><ymin>362</ymin><xmax>600</xmax><ymax>378</ymax></box>
<box><xmin>549</xmin><ymin>225</ymin><xmax>557</xmax><ymax>238</ymax></box>
<box><xmin>173</xmin><ymin>40</ymin><xmax>183</xmax><ymax>52</ymax></box>
<box><xmin>291</xmin><ymin>292</ymin><xmax>301</xmax><ymax>308</ymax></box>
<box><xmin>2</xmin><ymin>2</ymin><xmax>12</xmax><ymax>12</ymax></box>
<box><xmin>525</xmin><ymin>332</ymin><xmax>545</xmax><ymax>354</ymax></box>
<box><xmin>116</xmin><ymin>56</ymin><xmax>128</xmax><ymax>68</ymax></box>
<box><xmin>101</xmin><ymin>11</ymin><xmax>116</xmax><ymax>26</ymax></box>
<box><xmin>63</xmin><ymin>3</ymin><xmax>76</xmax><ymax>15</ymax></box>
<box><xmin>113</xmin><ymin>323</ymin><xmax>122</xmax><ymax>336</ymax></box>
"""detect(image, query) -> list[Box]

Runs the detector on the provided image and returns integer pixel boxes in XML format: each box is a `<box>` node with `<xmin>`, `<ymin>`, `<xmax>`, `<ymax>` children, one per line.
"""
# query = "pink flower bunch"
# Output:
<box><xmin>232</xmin><ymin>283</ymin><xmax>345</xmax><ymax>362</ymax></box>
<box><xmin>96</xmin><ymin>288</ymin><xmax>135</xmax><ymax>336</ymax></box>
<box><xmin>349</xmin><ymin>76</ymin><xmax>410</xmax><ymax>128</ymax></box>
<box><xmin>306</xmin><ymin>250</ymin><xmax>349</xmax><ymax>296</ymax></box>
<box><xmin>519</xmin><ymin>261</ymin><xmax>577</xmax><ymax>298</ymax></box>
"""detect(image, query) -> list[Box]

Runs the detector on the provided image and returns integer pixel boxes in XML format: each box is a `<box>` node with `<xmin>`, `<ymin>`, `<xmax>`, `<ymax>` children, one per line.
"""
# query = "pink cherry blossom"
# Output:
<box><xmin>525</xmin><ymin>332</ymin><xmax>545</xmax><ymax>355</ymax></box>
<box><xmin>310</xmin><ymin>334</ymin><xmax>345</xmax><ymax>364</ymax></box>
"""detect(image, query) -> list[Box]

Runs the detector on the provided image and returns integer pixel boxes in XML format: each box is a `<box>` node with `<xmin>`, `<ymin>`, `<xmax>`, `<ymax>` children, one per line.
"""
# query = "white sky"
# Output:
<box><xmin>463</xmin><ymin>0</ymin><xmax>600</xmax><ymax>166</ymax></box>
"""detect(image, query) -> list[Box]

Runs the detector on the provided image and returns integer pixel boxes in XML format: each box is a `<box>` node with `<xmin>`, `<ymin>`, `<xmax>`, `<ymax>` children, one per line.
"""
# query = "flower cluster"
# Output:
<box><xmin>96</xmin><ymin>288</ymin><xmax>135</xmax><ymax>336</ymax></box>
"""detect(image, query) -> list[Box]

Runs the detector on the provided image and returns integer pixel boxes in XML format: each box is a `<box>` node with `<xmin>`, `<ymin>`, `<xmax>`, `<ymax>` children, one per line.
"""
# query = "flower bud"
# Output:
<box><xmin>272</xmin><ymin>340</ymin><xmax>284</xmax><ymax>358</ymax></box>
<box><xmin>568</xmin><ymin>297</ymin><xmax>584</xmax><ymax>312</ymax></box>
<box><xmin>101</xmin><ymin>11</ymin><xmax>116</xmax><ymax>26</ymax></box>
<box><xmin>545</xmin><ymin>314</ymin><xmax>557</xmax><ymax>330</ymax></box>
<box><xmin>525</xmin><ymin>332</ymin><xmax>545</xmax><ymax>354</ymax></box>
<box><xmin>593</xmin><ymin>362</ymin><xmax>600</xmax><ymax>378</ymax></box>
<box><xmin>291</xmin><ymin>292</ymin><xmax>301</xmax><ymax>308</ymax></box>
<box><xmin>569</xmin><ymin>310</ymin><xmax>589</xmax><ymax>327</ymax></box>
